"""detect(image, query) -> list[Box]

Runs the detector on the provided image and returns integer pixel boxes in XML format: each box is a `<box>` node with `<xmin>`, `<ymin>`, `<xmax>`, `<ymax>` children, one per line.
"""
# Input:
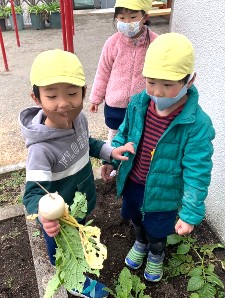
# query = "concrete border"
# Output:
<box><xmin>0</xmin><ymin>161</ymin><xmax>26</xmax><ymax>175</ymax></box>
<box><xmin>0</xmin><ymin>203</ymin><xmax>24</xmax><ymax>221</ymax></box>
<box><xmin>25</xmin><ymin>209</ymin><xmax>68</xmax><ymax>298</ymax></box>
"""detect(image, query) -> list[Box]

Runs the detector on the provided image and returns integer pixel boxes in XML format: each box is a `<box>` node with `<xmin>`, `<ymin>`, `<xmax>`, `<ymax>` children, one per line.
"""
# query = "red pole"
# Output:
<box><xmin>10</xmin><ymin>0</ymin><xmax>20</xmax><ymax>47</ymax></box>
<box><xmin>0</xmin><ymin>27</ymin><xmax>9</xmax><ymax>71</ymax></box>
<box><xmin>71</xmin><ymin>0</ymin><xmax>75</xmax><ymax>36</ymax></box>
<box><xmin>64</xmin><ymin>0</ymin><xmax>74</xmax><ymax>53</ymax></box>
<box><xmin>60</xmin><ymin>0</ymin><xmax>67</xmax><ymax>51</ymax></box>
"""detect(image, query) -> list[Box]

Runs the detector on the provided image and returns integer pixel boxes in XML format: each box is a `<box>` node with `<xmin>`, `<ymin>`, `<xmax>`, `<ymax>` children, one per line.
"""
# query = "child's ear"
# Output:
<box><xmin>142</xmin><ymin>14</ymin><xmax>149</xmax><ymax>24</ymax></box>
<box><xmin>187</xmin><ymin>72</ymin><xmax>196</xmax><ymax>88</ymax></box>
<box><xmin>31</xmin><ymin>92</ymin><xmax>41</xmax><ymax>106</ymax></box>
<box><xmin>144</xmin><ymin>14</ymin><xmax>149</xmax><ymax>21</ymax></box>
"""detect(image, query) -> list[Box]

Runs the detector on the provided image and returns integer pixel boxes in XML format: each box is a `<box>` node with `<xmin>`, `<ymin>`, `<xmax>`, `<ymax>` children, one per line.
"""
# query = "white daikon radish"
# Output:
<box><xmin>39</xmin><ymin>192</ymin><xmax>65</xmax><ymax>220</ymax></box>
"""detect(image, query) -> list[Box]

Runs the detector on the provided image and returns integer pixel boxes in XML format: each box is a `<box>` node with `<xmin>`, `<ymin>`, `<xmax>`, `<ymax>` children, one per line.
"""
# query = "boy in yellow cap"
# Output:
<box><xmin>90</xmin><ymin>0</ymin><xmax>158</xmax><ymax>146</ymax></box>
<box><xmin>101</xmin><ymin>33</ymin><xmax>215</xmax><ymax>282</ymax></box>
<box><xmin>19</xmin><ymin>49</ymin><xmax>134</xmax><ymax>297</ymax></box>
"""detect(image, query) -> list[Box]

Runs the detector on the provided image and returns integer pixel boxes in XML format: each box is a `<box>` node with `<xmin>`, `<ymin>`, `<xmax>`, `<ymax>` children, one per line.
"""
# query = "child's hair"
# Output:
<box><xmin>179</xmin><ymin>75</ymin><xmax>190</xmax><ymax>85</ymax></box>
<box><xmin>32</xmin><ymin>84</ymin><xmax>86</xmax><ymax>102</ymax></box>
<box><xmin>114</xmin><ymin>7</ymin><xmax>151</xmax><ymax>45</ymax></box>
<box><xmin>33</xmin><ymin>85</ymin><xmax>40</xmax><ymax>100</ymax></box>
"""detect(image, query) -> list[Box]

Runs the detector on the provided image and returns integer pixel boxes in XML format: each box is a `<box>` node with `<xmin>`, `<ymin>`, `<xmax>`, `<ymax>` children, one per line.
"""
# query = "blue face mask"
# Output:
<box><xmin>146</xmin><ymin>74</ymin><xmax>194</xmax><ymax>111</ymax></box>
<box><xmin>147</xmin><ymin>84</ymin><xmax>188</xmax><ymax>111</ymax></box>
<box><xmin>116</xmin><ymin>19</ymin><xmax>142</xmax><ymax>38</ymax></box>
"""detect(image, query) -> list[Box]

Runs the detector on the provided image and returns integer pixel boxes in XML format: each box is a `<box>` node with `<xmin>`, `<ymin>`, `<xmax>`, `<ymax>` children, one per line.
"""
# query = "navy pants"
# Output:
<box><xmin>122</xmin><ymin>179</ymin><xmax>178</xmax><ymax>255</ymax></box>
<box><xmin>104</xmin><ymin>103</ymin><xmax>126</xmax><ymax>130</ymax></box>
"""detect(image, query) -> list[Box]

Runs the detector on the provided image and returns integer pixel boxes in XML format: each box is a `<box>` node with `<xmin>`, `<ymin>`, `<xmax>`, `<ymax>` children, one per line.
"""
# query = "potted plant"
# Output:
<box><xmin>28</xmin><ymin>3</ymin><xmax>48</xmax><ymax>30</ymax></box>
<box><xmin>0</xmin><ymin>5</ymin><xmax>7</xmax><ymax>31</ymax></box>
<box><xmin>5</xmin><ymin>4</ymin><xmax>24</xmax><ymax>31</ymax></box>
<box><xmin>23</xmin><ymin>0</ymin><xmax>47</xmax><ymax>30</ymax></box>
<box><xmin>45</xmin><ymin>0</ymin><xmax>61</xmax><ymax>29</ymax></box>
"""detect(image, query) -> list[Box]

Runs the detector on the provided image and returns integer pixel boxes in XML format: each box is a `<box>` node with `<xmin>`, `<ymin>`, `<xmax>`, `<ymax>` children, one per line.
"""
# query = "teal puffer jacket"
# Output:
<box><xmin>111</xmin><ymin>85</ymin><xmax>215</xmax><ymax>225</ymax></box>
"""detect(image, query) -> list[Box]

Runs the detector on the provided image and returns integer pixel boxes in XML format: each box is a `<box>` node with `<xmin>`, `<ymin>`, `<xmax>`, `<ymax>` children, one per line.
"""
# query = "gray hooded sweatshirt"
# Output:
<box><xmin>19</xmin><ymin>106</ymin><xmax>113</xmax><ymax>215</ymax></box>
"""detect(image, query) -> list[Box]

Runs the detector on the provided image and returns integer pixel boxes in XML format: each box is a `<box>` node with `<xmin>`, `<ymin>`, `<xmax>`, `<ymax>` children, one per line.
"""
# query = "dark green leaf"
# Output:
<box><xmin>187</xmin><ymin>276</ymin><xmax>204</xmax><ymax>292</ymax></box>
<box><xmin>188</xmin><ymin>266</ymin><xmax>203</xmax><ymax>277</ymax></box>
<box><xmin>190</xmin><ymin>293</ymin><xmax>200</xmax><ymax>298</ymax></box>
<box><xmin>206</xmin><ymin>275</ymin><xmax>224</xmax><ymax>289</ymax></box>
<box><xmin>206</xmin><ymin>264</ymin><xmax>215</xmax><ymax>274</ymax></box>
<box><xmin>177</xmin><ymin>243</ymin><xmax>191</xmax><ymax>254</ymax></box>
<box><xmin>180</xmin><ymin>263</ymin><xmax>192</xmax><ymax>274</ymax></box>
<box><xmin>198</xmin><ymin>283</ymin><xmax>217</xmax><ymax>298</ymax></box>
<box><xmin>187</xmin><ymin>236</ymin><xmax>197</xmax><ymax>243</ymax></box>
<box><xmin>200</xmin><ymin>243</ymin><xmax>225</xmax><ymax>253</ymax></box>
<box><xmin>167</xmin><ymin>234</ymin><xmax>182</xmax><ymax>245</ymax></box>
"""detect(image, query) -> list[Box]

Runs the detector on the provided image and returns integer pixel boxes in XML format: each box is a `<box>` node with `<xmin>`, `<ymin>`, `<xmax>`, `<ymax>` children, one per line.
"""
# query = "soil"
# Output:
<box><xmin>0</xmin><ymin>216</ymin><xmax>39</xmax><ymax>298</ymax></box>
<box><xmin>0</xmin><ymin>180</ymin><xmax>225</xmax><ymax>298</ymax></box>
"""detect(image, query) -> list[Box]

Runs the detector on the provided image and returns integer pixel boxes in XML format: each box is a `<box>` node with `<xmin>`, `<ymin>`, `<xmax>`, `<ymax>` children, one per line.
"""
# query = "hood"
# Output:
<box><xmin>19</xmin><ymin>106</ymin><xmax>80</xmax><ymax>147</ymax></box>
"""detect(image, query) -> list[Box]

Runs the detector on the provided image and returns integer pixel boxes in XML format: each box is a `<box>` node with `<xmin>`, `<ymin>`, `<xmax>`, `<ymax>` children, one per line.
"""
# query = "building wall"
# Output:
<box><xmin>170</xmin><ymin>0</ymin><xmax>225</xmax><ymax>242</ymax></box>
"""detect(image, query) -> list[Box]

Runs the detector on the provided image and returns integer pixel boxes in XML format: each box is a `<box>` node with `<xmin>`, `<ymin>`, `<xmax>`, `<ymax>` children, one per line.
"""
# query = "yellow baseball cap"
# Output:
<box><xmin>143</xmin><ymin>33</ymin><xmax>195</xmax><ymax>81</ymax></box>
<box><xmin>30</xmin><ymin>49</ymin><xmax>85</xmax><ymax>87</ymax></box>
<box><xmin>115</xmin><ymin>0</ymin><xmax>153</xmax><ymax>12</ymax></box>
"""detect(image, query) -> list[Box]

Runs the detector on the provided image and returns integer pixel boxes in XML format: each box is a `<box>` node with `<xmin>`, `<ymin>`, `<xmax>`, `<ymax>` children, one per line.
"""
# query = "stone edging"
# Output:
<box><xmin>0</xmin><ymin>204</ymin><xmax>24</xmax><ymax>221</ymax></box>
<box><xmin>0</xmin><ymin>161</ymin><xmax>26</xmax><ymax>175</ymax></box>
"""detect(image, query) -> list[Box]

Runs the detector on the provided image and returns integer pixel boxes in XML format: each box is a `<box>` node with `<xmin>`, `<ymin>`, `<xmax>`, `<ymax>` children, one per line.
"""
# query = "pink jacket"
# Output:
<box><xmin>89</xmin><ymin>27</ymin><xmax>158</xmax><ymax>108</ymax></box>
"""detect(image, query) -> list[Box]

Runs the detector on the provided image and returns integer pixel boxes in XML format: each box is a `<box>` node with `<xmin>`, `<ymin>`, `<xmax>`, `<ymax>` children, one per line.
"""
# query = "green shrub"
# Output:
<box><xmin>0</xmin><ymin>5</ymin><xmax>7</xmax><ymax>18</ymax></box>
<box><xmin>4</xmin><ymin>5</ymin><xmax>23</xmax><ymax>17</ymax></box>
<box><xmin>45</xmin><ymin>1</ymin><xmax>60</xmax><ymax>14</ymax></box>
<box><xmin>28</xmin><ymin>3</ymin><xmax>48</xmax><ymax>14</ymax></box>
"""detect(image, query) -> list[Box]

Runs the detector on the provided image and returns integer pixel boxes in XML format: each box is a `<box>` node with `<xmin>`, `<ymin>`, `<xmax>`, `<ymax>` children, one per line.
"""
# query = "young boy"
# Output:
<box><xmin>19</xmin><ymin>49</ymin><xmax>134</xmax><ymax>298</ymax></box>
<box><xmin>101</xmin><ymin>33</ymin><xmax>215</xmax><ymax>282</ymax></box>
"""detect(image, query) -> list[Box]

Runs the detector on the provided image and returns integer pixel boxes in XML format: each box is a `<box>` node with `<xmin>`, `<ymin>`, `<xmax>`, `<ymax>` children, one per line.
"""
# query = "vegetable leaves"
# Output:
<box><xmin>44</xmin><ymin>191</ymin><xmax>107</xmax><ymax>298</ymax></box>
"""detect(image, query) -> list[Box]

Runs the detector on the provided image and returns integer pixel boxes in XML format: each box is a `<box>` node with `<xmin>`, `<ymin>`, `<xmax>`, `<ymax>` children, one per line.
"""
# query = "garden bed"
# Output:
<box><xmin>0</xmin><ymin>215</ymin><xmax>39</xmax><ymax>298</ymax></box>
<box><xmin>0</xmin><ymin>173</ymin><xmax>224</xmax><ymax>298</ymax></box>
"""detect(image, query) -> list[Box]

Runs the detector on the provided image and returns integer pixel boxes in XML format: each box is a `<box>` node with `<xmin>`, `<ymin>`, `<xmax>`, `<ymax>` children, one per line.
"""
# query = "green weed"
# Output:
<box><xmin>0</xmin><ymin>169</ymin><xmax>25</xmax><ymax>207</ymax></box>
<box><xmin>6</xmin><ymin>277</ymin><xmax>13</xmax><ymax>288</ymax></box>
<box><xmin>107</xmin><ymin>267</ymin><xmax>151</xmax><ymax>298</ymax></box>
<box><xmin>164</xmin><ymin>234</ymin><xmax>225</xmax><ymax>298</ymax></box>
<box><xmin>32</xmin><ymin>230</ymin><xmax>41</xmax><ymax>238</ymax></box>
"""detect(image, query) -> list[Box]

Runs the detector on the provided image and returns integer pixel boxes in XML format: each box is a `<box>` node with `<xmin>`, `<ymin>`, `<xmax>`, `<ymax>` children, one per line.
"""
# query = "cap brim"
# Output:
<box><xmin>32</xmin><ymin>76</ymin><xmax>85</xmax><ymax>87</ymax></box>
<box><xmin>142</xmin><ymin>69</ymin><xmax>189</xmax><ymax>81</ymax></box>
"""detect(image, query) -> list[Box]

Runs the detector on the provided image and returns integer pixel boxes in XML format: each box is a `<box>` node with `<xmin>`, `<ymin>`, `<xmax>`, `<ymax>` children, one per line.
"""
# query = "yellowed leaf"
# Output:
<box><xmin>79</xmin><ymin>225</ymin><xmax>107</xmax><ymax>269</ymax></box>
<box><xmin>26</xmin><ymin>214</ymin><xmax>38</xmax><ymax>220</ymax></box>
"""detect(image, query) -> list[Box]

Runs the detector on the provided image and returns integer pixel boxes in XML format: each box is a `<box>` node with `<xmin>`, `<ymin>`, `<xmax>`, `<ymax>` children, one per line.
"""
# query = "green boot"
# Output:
<box><xmin>125</xmin><ymin>241</ymin><xmax>149</xmax><ymax>269</ymax></box>
<box><xmin>144</xmin><ymin>251</ymin><xmax>165</xmax><ymax>282</ymax></box>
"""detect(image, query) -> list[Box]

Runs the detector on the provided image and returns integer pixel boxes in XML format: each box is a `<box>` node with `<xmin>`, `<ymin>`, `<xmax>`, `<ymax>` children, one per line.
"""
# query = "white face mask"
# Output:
<box><xmin>146</xmin><ymin>73</ymin><xmax>194</xmax><ymax>111</ymax></box>
<box><xmin>116</xmin><ymin>18</ymin><xmax>143</xmax><ymax>38</ymax></box>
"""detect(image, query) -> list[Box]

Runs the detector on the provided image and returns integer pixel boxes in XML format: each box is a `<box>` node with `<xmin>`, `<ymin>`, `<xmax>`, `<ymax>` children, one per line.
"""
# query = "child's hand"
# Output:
<box><xmin>40</xmin><ymin>215</ymin><xmax>60</xmax><ymax>237</ymax></box>
<box><xmin>101</xmin><ymin>164</ymin><xmax>114</xmax><ymax>181</ymax></box>
<box><xmin>175</xmin><ymin>219</ymin><xmax>194</xmax><ymax>236</ymax></box>
<box><xmin>111</xmin><ymin>142</ymin><xmax>135</xmax><ymax>160</ymax></box>
<box><xmin>90</xmin><ymin>103</ymin><xmax>99</xmax><ymax>113</ymax></box>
